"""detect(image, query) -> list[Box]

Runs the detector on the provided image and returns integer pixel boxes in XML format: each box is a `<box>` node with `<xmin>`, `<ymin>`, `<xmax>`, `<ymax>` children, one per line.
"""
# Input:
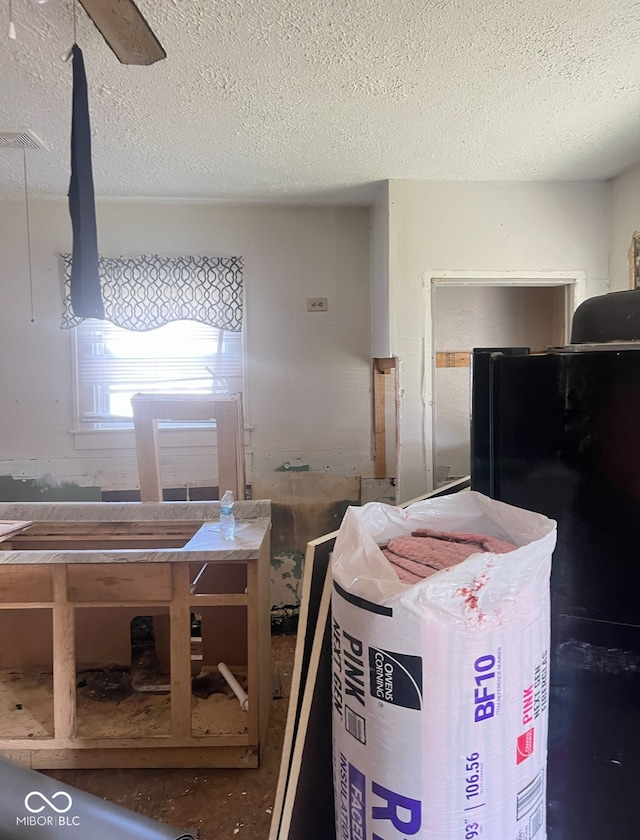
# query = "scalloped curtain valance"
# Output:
<box><xmin>60</xmin><ymin>254</ymin><xmax>243</xmax><ymax>332</ymax></box>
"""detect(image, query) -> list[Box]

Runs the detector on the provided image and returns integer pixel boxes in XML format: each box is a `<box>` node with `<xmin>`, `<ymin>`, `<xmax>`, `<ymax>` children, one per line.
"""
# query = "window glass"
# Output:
<box><xmin>74</xmin><ymin>319</ymin><xmax>243</xmax><ymax>428</ymax></box>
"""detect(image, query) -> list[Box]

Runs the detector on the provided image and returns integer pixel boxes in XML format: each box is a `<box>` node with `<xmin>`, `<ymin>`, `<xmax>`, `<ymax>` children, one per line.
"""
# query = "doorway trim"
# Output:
<box><xmin>422</xmin><ymin>270</ymin><xmax>588</xmax><ymax>491</ymax></box>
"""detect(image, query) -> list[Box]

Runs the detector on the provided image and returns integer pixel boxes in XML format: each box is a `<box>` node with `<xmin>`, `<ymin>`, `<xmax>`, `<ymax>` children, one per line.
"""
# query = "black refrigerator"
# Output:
<box><xmin>471</xmin><ymin>343</ymin><xmax>640</xmax><ymax>840</ymax></box>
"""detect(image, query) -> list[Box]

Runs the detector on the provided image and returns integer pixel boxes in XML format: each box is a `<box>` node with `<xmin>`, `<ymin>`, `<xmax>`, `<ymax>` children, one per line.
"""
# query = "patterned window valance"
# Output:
<box><xmin>61</xmin><ymin>254</ymin><xmax>243</xmax><ymax>332</ymax></box>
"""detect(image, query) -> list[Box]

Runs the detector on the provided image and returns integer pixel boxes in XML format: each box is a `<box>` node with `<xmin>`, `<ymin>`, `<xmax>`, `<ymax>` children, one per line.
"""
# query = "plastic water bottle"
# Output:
<box><xmin>219</xmin><ymin>490</ymin><xmax>236</xmax><ymax>540</ymax></box>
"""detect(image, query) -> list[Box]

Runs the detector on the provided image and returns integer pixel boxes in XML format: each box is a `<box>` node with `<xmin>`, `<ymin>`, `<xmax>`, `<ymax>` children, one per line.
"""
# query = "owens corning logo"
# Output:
<box><xmin>25</xmin><ymin>792</ymin><xmax>73</xmax><ymax>814</ymax></box>
<box><xmin>516</xmin><ymin>728</ymin><xmax>535</xmax><ymax>765</ymax></box>
<box><xmin>369</xmin><ymin>647</ymin><xmax>423</xmax><ymax>710</ymax></box>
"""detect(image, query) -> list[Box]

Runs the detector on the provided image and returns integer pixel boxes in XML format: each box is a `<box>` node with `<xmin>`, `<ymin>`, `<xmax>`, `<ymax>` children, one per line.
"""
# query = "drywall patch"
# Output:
<box><xmin>253</xmin><ymin>473</ymin><xmax>360</xmax><ymax>552</ymax></box>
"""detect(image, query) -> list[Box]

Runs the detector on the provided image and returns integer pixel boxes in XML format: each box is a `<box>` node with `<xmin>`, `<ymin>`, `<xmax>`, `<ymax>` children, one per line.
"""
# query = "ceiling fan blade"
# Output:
<box><xmin>76</xmin><ymin>0</ymin><xmax>166</xmax><ymax>65</ymax></box>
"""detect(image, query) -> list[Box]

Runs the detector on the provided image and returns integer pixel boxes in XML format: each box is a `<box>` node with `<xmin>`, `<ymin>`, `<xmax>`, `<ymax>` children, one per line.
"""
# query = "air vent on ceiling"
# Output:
<box><xmin>0</xmin><ymin>130</ymin><xmax>47</xmax><ymax>150</ymax></box>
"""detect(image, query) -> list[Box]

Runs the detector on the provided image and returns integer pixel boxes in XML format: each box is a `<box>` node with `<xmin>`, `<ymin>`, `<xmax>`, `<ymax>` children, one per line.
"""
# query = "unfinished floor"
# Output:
<box><xmin>42</xmin><ymin>633</ymin><xmax>296</xmax><ymax>840</ymax></box>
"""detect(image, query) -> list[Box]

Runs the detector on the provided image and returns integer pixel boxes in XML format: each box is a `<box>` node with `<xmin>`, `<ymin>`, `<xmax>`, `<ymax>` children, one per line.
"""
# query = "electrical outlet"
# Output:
<box><xmin>307</xmin><ymin>297</ymin><xmax>328</xmax><ymax>312</ymax></box>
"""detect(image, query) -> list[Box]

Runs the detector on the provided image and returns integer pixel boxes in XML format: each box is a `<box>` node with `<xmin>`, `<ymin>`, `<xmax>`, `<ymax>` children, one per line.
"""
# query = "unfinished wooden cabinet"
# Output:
<box><xmin>0</xmin><ymin>501</ymin><xmax>271</xmax><ymax>770</ymax></box>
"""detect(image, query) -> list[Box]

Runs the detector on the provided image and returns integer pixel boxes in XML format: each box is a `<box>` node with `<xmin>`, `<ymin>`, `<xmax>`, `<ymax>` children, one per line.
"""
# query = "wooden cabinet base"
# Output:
<box><xmin>0</xmin><ymin>502</ymin><xmax>272</xmax><ymax>770</ymax></box>
<box><xmin>1</xmin><ymin>746</ymin><xmax>259</xmax><ymax>769</ymax></box>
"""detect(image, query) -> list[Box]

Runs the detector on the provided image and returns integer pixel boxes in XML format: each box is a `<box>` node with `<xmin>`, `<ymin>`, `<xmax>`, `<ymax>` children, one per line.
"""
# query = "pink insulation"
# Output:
<box><xmin>382</xmin><ymin>528</ymin><xmax>516</xmax><ymax>584</ymax></box>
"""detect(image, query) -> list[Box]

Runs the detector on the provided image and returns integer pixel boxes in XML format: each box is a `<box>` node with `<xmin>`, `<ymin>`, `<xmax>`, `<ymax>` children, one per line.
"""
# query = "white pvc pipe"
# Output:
<box><xmin>217</xmin><ymin>662</ymin><xmax>249</xmax><ymax>711</ymax></box>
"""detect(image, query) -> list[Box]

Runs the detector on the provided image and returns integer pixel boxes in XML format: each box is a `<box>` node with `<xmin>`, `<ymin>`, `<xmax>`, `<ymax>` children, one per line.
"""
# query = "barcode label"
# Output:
<box><xmin>516</xmin><ymin>770</ymin><xmax>544</xmax><ymax>820</ymax></box>
<box><xmin>345</xmin><ymin>705</ymin><xmax>366</xmax><ymax>744</ymax></box>
<box><xmin>529</xmin><ymin>801</ymin><xmax>544</xmax><ymax>837</ymax></box>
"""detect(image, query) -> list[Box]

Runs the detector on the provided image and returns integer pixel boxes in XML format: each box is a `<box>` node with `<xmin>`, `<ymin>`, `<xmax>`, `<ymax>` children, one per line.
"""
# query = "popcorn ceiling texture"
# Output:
<box><xmin>1</xmin><ymin>0</ymin><xmax>640</xmax><ymax>202</ymax></box>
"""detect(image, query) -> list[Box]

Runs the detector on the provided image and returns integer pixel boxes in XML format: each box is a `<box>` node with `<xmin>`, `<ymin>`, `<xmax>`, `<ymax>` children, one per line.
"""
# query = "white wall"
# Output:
<box><xmin>0</xmin><ymin>200</ymin><xmax>373</xmax><ymax>491</ymax></box>
<box><xmin>370</xmin><ymin>182</ymin><xmax>390</xmax><ymax>358</ymax></box>
<box><xmin>387</xmin><ymin>180</ymin><xmax>611</xmax><ymax>501</ymax></box>
<box><xmin>610</xmin><ymin>163</ymin><xmax>640</xmax><ymax>291</ymax></box>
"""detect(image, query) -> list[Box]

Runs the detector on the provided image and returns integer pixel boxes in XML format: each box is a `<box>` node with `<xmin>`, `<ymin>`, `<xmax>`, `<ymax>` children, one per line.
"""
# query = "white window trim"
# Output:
<box><xmin>68</xmin><ymin>424</ymin><xmax>253</xmax><ymax>451</ymax></box>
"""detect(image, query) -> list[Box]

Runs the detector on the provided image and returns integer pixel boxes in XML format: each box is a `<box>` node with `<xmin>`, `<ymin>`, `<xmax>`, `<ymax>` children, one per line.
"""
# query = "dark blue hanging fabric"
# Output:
<box><xmin>68</xmin><ymin>43</ymin><xmax>104</xmax><ymax>320</ymax></box>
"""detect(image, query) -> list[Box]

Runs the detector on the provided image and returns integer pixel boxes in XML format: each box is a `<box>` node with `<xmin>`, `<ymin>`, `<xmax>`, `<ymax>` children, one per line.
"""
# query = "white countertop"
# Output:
<box><xmin>0</xmin><ymin>502</ymin><xmax>271</xmax><ymax>565</ymax></box>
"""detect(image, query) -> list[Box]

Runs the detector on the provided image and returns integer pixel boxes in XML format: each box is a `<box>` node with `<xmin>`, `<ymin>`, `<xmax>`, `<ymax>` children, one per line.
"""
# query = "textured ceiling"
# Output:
<box><xmin>1</xmin><ymin>0</ymin><xmax>640</xmax><ymax>203</ymax></box>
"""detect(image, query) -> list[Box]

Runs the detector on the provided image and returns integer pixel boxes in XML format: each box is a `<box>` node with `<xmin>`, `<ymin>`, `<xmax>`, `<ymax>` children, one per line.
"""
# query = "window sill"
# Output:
<box><xmin>69</xmin><ymin>426</ymin><xmax>253</xmax><ymax>451</ymax></box>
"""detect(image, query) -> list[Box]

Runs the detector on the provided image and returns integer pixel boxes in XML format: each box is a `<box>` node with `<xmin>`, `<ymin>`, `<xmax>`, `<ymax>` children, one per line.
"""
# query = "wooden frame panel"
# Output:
<box><xmin>67</xmin><ymin>563</ymin><xmax>172</xmax><ymax>602</ymax></box>
<box><xmin>277</xmin><ymin>561</ymin><xmax>333</xmax><ymax>840</ymax></box>
<box><xmin>131</xmin><ymin>393</ymin><xmax>246</xmax><ymax>501</ymax></box>
<box><xmin>52</xmin><ymin>566</ymin><xmax>76</xmax><ymax>742</ymax></box>
<box><xmin>170</xmin><ymin>564</ymin><xmax>193</xmax><ymax>739</ymax></box>
<box><xmin>0</xmin><ymin>565</ymin><xmax>52</xmax><ymax>602</ymax></box>
<box><xmin>372</xmin><ymin>357</ymin><xmax>396</xmax><ymax>479</ymax></box>
<box><xmin>269</xmin><ymin>531</ymin><xmax>336</xmax><ymax>840</ymax></box>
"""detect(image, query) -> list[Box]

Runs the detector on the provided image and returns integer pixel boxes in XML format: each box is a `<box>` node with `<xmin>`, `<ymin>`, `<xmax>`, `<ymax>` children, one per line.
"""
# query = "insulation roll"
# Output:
<box><xmin>331</xmin><ymin>491</ymin><xmax>556</xmax><ymax>840</ymax></box>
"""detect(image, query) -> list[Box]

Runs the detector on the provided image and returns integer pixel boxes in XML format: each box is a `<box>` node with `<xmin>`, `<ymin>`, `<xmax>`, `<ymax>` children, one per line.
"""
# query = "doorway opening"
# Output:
<box><xmin>425</xmin><ymin>272</ymin><xmax>585</xmax><ymax>490</ymax></box>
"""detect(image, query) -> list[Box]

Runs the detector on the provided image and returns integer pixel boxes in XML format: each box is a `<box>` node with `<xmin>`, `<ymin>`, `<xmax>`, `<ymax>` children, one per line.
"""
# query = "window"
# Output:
<box><xmin>74</xmin><ymin>319</ymin><xmax>243</xmax><ymax>429</ymax></box>
<box><xmin>61</xmin><ymin>253</ymin><xmax>244</xmax><ymax>432</ymax></box>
